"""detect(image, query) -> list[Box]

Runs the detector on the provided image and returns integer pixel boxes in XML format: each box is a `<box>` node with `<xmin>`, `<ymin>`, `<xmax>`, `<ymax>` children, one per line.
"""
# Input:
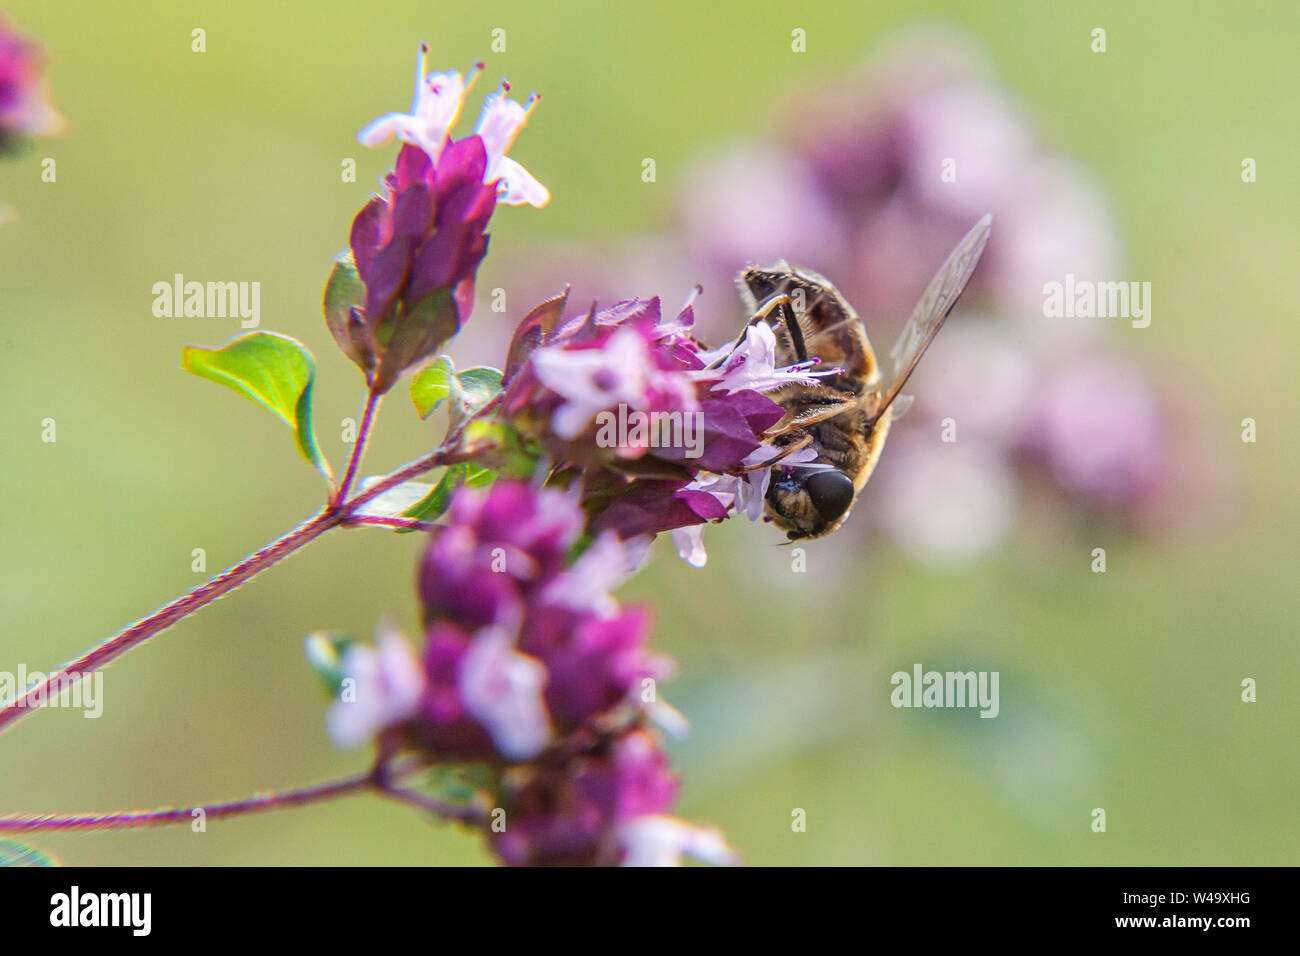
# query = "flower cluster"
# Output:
<box><xmin>500</xmin><ymin>292</ymin><xmax>828</xmax><ymax>565</ymax></box>
<box><xmin>332</xmin><ymin>46</ymin><xmax>547</xmax><ymax>393</ymax></box>
<box><xmin>492</xmin><ymin>728</ymin><xmax>735</xmax><ymax>867</ymax></box>
<box><xmin>0</xmin><ymin>15</ymin><xmax>61</xmax><ymax>155</ymax></box>
<box><xmin>415</xmin><ymin>481</ymin><xmax>663</xmax><ymax>758</ymax></box>
<box><xmin>322</xmin><ymin>481</ymin><xmax>735</xmax><ymax>866</ymax></box>
<box><xmin>308</xmin><ymin>48</ymin><xmax>738</xmax><ymax>866</ymax></box>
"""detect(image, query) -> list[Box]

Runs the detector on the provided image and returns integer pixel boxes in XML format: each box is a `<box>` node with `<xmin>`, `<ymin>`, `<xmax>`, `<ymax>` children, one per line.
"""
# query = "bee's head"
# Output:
<box><xmin>764</xmin><ymin>467</ymin><xmax>857</xmax><ymax>540</ymax></box>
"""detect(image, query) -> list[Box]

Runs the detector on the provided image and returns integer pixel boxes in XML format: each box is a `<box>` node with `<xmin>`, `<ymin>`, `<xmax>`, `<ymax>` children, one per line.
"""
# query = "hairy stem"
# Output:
<box><xmin>0</xmin><ymin>443</ymin><xmax>459</xmax><ymax>737</ymax></box>
<box><xmin>344</xmin><ymin>446</ymin><xmax>458</xmax><ymax>512</ymax></box>
<box><xmin>0</xmin><ymin>773</ymin><xmax>376</xmax><ymax>832</ymax></box>
<box><xmin>0</xmin><ymin>761</ymin><xmax>486</xmax><ymax>832</ymax></box>
<box><xmin>334</xmin><ymin>388</ymin><xmax>383</xmax><ymax>506</ymax></box>
<box><xmin>0</xmin><ymin>509</ymin><xmax>335</xmax><ymax>735</ymax></box>
<box><xmin>375</xmin><ymin>782</ymin><xmax>489</xmax><ymax>825</ymax></box>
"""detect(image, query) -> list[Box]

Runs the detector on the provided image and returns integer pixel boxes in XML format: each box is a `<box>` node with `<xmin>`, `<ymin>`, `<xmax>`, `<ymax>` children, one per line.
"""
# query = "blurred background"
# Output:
<box><xmin>1</xmin><ymin>0</ymin><xmax>1296</xmax><ymax>864</ymax></box>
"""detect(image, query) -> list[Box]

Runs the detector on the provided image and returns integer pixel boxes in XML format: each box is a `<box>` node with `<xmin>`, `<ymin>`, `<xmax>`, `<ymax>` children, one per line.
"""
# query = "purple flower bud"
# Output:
<box><xmin>343</xmin><ymin>139</ymin><xmax>496</xmax><ymax>392</ymax></box>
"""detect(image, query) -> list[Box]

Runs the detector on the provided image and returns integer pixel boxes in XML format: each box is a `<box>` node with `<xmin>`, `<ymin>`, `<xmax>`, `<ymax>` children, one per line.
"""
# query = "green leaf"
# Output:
<box><xmin>181</xmin><ymin>332</ymin><xmax>332</xmax><ymax>481</ymax></box>
<box><xmin>410</xmin><ymin>359</ymin><xmax>503</xmax><ymax>426</ymax></box>
<box><xmin>322</xmin><ymin>253</ymin><xmax>373</xmax><ymax>373</ymax></box>
<box><xmin>460</xmin><ymin>418</ymin><xmax>506</xmax><ymax>453</ymax></box>
<box><xmin>420</xmin><ymin>765</ymin><xmax>494</xmax><ymax>820</ymax></box>
<box><xmin>455</xmin><ymin>366</ymin><xmax>504</xmax><ymax>420</ymax></box>
<box><xmin>323</xmin><ymin>255</ymin><xmax>365</xmax><ymax>331</ymax></box>
<box><xmin>465</xmin><ymin>463</ymin><xmax>497</xmax><ymax>488</ymax></box>
<box><xmin>402</xmin><ymin>465</ymin><xmax>465</xmax><ymax>525</ymax></box>
<box><xmin>456</xmin><ymin>419</ymin><xmax>537</xmax><ymax>477</ymax></box>
<box><xmin>352</xmin><ymin>478</ymin><xmax>435</xmax><ymax>519</ymax></box>
<box><xmin>410</xmin><ymin>356</ymin><xmax>455</xmax><ymax>419</ymax></box>
<box><xmin>373</xmin><ymin>287</ymin><xmax>458</xmax><ymax>394</ymax></box>
<box><xmin>400</xmin><ymin>463</ymin><xmax>496</xmax><ymax>530</ymax></box>
<box><xmin>303</xmin><ymin>631</ymin><xmax>358</xmax><ymax>697</ymax></box>
<box><xmin>0</xmin><ymin>841</ymin><xmax>58</xmax><ymax>867</ymax></box>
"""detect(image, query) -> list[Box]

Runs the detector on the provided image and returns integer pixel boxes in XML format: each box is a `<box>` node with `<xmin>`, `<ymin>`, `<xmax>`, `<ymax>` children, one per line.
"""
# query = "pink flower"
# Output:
<box><xmin>680</xmin><ymin>145</ymin><xmax>845</xmax><ymax>277</ymax></box>
<box><xmin>532</xmin><ymin>326</ymin><xmax>696</xmax><ymax>440</ymax></box>
<box><xmin>475</xmin><ymin>86</ymin><xmax>549</xmax><ymax>207</ymax></box>
<box><xmin>417</xmin><ymin>482</ymin><xmax>667</xmax><ymax>745</ymax></box>
<box><xmin>618</xmin><ymin>814</ymin><xmax>740</xmax><ymax>867</ymax></box>
<box><xmin>358</xmin><ymin>45</ymin><xmax>547</xmax><ymax>208</ymax></box>
<box><xmin>458</xmin><ymin>626</ymin><xmax>551</xmax><ymax>761</ymax></box>
<box><xmin>490</xmin><ymin>728</ymin><xmax>696</xmax><ymax>866</ymax></box>
<box><xmin>358</xmin><ymin>48</ymin><xmax>479</xmax><ymax>159</ymax></box>
<box><xmin>325</xmin><ymin>629</ymin><xmax>425</xmax><ymax>749</ymax></box>
<box><xmin>697</xmin><ymin>321</ymin><xmax>840</xmax><ymax>395</ymax></box>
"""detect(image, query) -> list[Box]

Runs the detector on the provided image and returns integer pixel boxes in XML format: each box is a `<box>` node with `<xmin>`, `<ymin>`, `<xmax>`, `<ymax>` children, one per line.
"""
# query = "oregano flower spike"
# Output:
<box><xmin>326</xmin><ymin>45</ymin><xmax>549</xmax><ymax>394</ymax></box>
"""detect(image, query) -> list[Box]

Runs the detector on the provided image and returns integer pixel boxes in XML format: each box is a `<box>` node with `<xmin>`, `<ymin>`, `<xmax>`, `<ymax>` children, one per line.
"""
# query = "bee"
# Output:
<box><xmin>732</xmin><ymin>214</ymin><xmax>993</xmax><ymax>540</ymax></box>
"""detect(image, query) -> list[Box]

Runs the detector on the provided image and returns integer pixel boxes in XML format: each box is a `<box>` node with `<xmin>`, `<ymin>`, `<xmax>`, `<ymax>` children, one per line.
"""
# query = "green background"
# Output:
<box><xmin>1</xmin><ymin>0</ymin><xmax>1296</xmax><ymax>865</ymax></box>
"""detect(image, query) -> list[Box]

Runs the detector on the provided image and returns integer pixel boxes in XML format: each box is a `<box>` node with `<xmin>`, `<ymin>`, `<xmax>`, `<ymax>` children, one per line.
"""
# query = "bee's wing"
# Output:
<box><xmin>867</xmin><ymin>214</ymin><xmax>993</xmax><ymax>421</ymax></box>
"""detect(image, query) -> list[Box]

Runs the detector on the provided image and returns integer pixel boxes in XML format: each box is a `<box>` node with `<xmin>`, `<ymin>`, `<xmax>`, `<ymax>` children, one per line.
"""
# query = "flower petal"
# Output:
<box><xmin>459</xmin><ymin>627</ymin><xmax>552</xmax><ymax>761</ymax></box>
<box><xmin>357</xmin><ymin>113</ymin><xmax>414</xmax><ymax>148</ymax></box>
<box><xmin>490</xmin><ymin>155</ymin><xmax>550</xmax><ymax>207</ymax></box>
<box><xmin>619</xmin><ymin>814</ymin><xmax>740</xmax><ymax>867</ymax></box>
<box><xmin>474</xmin><ymin>89</ymin><xmax>530</xmax><ymax>159</ymax></box>
<box><xmin>671</xmin><ymin>526</ymin><xmax>708</xmax><ymax>568</ymax></box>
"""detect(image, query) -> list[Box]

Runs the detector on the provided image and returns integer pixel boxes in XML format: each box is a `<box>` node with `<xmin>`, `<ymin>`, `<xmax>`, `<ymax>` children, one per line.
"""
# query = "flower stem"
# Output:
<box><xmin>0</xmin><ymin>444</ymin><xmax>458</xmax><ymax>737</ymax></box>
<box><xmin>375</xmin><ymin>781</ymin><xmax>488</xmax><ymax>825</ymax></box>
<box><xmin>344</xmin><ymin>515</ymin><xmax>437</xmax><ymax>533</ymax></box>
<box><xmin>0</xmin><ymin>758</ymin><xmax>486</xmax><ymax>833</ymax></box>
<box><xmin>344</xmin><ymin>446</ymin><xmax>459</xmax><ymax>511</ymax></box>
<box><xmin>0</xmin><ymin>772</ymin><xmax>375</xmax><ymax>832</ymax></box>
<box><xmin>0</xmin><ymin>508</ymin><xmax>336</xmax><ymax>735</ymax></box>
<box><xmin>334</xmin><ymin>388</ymin><xmax>383</xmax><ymax>506</ymax></box>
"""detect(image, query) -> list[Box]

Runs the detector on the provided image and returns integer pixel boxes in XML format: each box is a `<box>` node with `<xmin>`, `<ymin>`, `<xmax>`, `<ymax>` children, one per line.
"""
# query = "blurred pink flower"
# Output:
<box><xmin>786</xmin><ymin>29</ymin><xmax>1119</xmax><ymax>331</ymax></box>
<box><xmin>1025</xmin><ymin>355</ymin><xmax>1165</xmax><ymax>508</ymax></box>
<box><xmin>907</xmin><ymin>320</ymin><xmax>1035</xmax><ymax>445</ymax></box>
<box><xmin>680</xmin><ymin>145</ymin><xmax>846</xmax><ymax>280</ymax></box>
<box><xmin>870</xmin><ymin>430</ymin><xmax>1018</xmax><ymax>565</ymax></box>
<box><xmin>0</xmin><ymin>15</ymin><xmax>61</xmax><ymax>147</ymax></box>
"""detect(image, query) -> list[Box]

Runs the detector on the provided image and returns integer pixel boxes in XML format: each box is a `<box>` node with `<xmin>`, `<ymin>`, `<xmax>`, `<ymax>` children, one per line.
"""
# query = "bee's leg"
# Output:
<box><xmin>756</xmin><ymin>291</ymin><xmax>809</xmax><ymax>363</ymax></box>
<box><xmin>750</xmin><ymin>292</ymin><xmax>790</xmax><ymax>325</ymax></box>
<box><xmin>702</xmin><ymin>293</ymin><xmax>791</xmax><ymax>371</ymax></box>
<box><xmin>730</xmin><ymin>433</ymin><xmax>814</xmax><ymax>473</ymax></box>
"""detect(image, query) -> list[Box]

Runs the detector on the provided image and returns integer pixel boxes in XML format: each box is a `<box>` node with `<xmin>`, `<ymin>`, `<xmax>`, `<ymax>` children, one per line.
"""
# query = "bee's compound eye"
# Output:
<box><xmin>805</xmin><ymin>469</ymin><xmax>855</xmax><ymax>522</ymax></box>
